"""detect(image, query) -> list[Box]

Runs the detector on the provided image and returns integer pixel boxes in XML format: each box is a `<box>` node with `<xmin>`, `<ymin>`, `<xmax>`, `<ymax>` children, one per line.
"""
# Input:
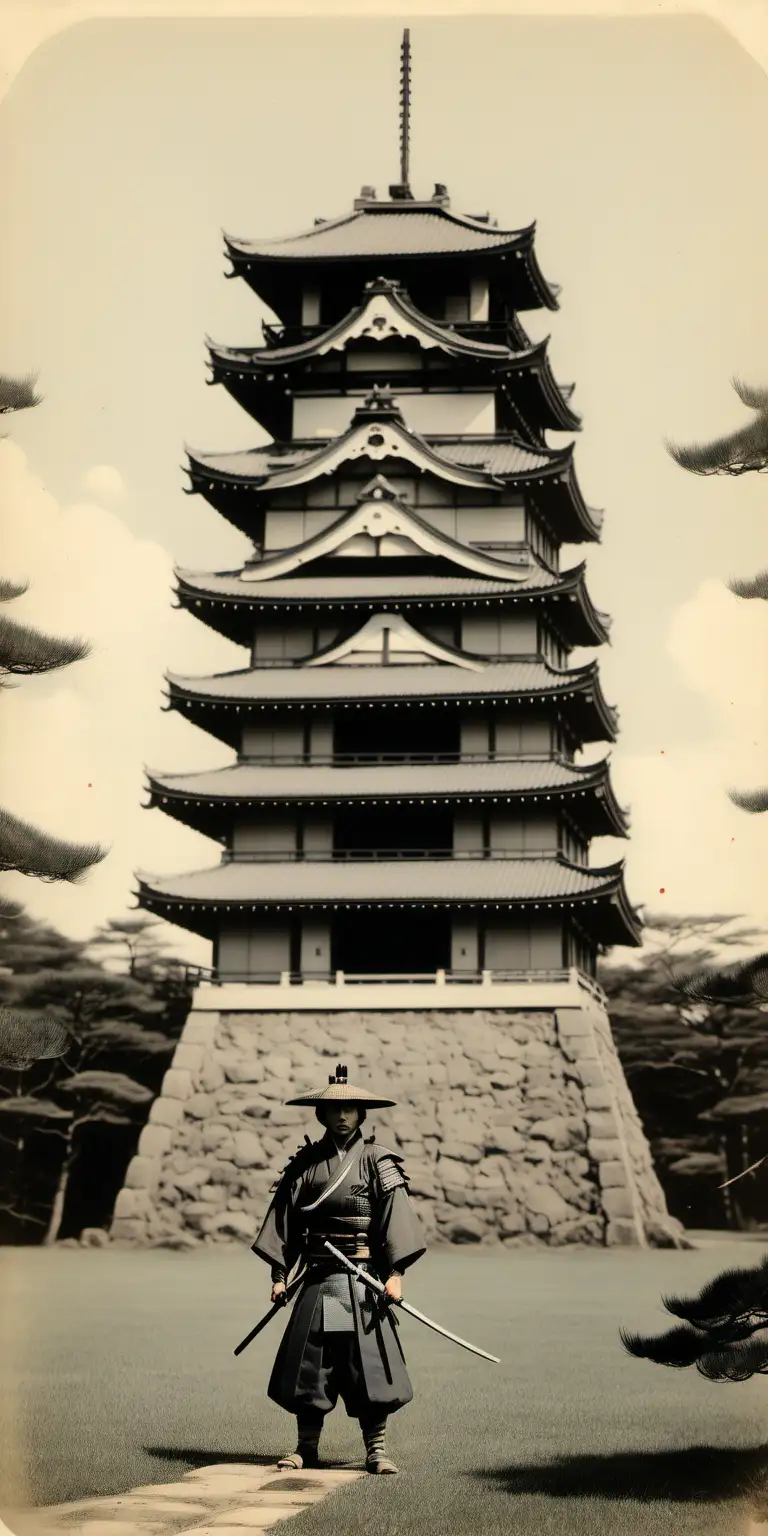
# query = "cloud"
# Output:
<box><xmin>667</xmin><ymin>579</ymin><xmax>768</xmax><ymax>765</ymax></box>
<box><xmin>598</xmin><ymin>579</ymin><xmax>768</xmax><ymax>940</ymax></box>
<box><xmin>81</xmin><ymin>464</ymin><xmax>126</xmax><ymax>503</ymax></box>
<box><xmin>0</xmin><ymin>441</ymin><xmax>239</xmax><ymax>962</ymax></box>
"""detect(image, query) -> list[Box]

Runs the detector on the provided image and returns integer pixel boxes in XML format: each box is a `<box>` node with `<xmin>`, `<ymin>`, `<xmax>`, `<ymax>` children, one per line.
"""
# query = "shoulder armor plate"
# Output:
<box><xmin>376</xmin><ymin>1150</ymin><xmax>409</xmax><ymax>1193</ymax></box>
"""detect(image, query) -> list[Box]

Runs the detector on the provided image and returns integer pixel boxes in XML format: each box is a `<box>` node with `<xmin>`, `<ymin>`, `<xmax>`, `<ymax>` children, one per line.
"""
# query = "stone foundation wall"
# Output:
<box><xmin>111</xmin><ymin>1003</ymin><xmax>681</xmax><ymax>1250</ymax></box>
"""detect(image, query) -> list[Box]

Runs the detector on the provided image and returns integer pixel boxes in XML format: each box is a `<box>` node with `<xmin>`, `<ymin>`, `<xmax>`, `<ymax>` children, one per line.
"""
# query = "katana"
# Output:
<box><xmin>323</xmin><ymin>1241</ymin><xmax>500</xmax><ymax>1364</ymax></box>
<box><xmin>233</xmin><ymin>1268</ymin><xmax>307</xmax><ymax>1357</ymax></box>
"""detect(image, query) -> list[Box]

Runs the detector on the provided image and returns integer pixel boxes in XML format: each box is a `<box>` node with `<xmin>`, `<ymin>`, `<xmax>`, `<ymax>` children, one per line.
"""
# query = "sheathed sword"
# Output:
<box><xmin>233</xmin><ymin>1267</ymin><xmax>307</xmax><ymax>1357</ymax></box>
<box><xmin>323</xmin><ymin>1240</ymin><xmax>500</xmax><ymax>1364</ymax></box>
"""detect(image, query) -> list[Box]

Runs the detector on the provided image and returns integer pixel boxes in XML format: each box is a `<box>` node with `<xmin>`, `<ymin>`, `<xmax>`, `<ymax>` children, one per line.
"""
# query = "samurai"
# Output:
<box><xmin>251</xmin><ymin>1063</ymin><xmax>427</xmax><ymax>1475</ymax></box>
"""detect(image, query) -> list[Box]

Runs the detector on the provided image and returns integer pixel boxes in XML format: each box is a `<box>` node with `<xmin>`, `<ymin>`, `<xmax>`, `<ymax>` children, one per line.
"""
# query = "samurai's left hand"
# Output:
<box><xmin>384</xmin><ymin>1274</ymin><xmax>403</xmax><ymax>1303</ymax></box>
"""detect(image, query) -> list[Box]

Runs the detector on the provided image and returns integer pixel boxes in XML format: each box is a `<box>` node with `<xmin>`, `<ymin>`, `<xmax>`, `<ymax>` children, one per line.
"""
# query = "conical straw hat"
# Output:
<box><xmin>285</xmin><ymin>1062</ymin><xmax>396</xmax><ymax>1109</ymax></box>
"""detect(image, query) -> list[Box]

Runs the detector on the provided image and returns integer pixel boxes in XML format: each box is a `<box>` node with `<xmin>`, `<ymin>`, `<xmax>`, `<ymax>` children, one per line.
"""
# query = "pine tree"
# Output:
<box><xmin>667</xmin><ymin>384</ymin><xmax>768</xmax><ymax>1032</ymax></box>
<box><xmin>0</xmin><ymin>372</ymin><xmax>106</xmax><ymax>1071</ymax></box>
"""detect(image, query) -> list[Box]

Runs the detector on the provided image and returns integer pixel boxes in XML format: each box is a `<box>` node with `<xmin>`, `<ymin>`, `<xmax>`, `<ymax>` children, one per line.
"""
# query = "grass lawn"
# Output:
<box><xmin>1</xmin><ymin>1242</ymin><xmax>767</xmax><ymax>1536</ymax></box>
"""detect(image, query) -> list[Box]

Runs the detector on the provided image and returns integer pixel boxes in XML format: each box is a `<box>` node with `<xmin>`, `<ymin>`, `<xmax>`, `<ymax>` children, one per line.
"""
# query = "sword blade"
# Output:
<box><xmin>233</xmin><ymin>1267</ymin><xmax>307</xmax><ymax>1357</ymax></box>
<box><xmin>322</xmin><ymin>1242</ymin><xmax>499</xmax><ymax>1365</ymax></box>
<box><xmin>397</xmin><ymin>1299</ymin><xmax>500</xmax><ymax>1364</ymax></box>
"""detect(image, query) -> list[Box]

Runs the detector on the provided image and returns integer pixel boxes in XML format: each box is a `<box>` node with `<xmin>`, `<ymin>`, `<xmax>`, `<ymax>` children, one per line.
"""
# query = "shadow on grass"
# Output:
<box><xmin>143</xmin><ymin>1447</ymin><xmax>357</xmax><ymax>1472</ymax></box>
<box><xmin>469</xmin><ymin>1444</ymin><xmax>768</xmax><ymax>1504</ymax></box>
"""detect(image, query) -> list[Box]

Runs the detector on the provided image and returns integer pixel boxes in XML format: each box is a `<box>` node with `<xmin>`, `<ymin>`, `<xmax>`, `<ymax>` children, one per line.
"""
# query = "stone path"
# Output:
<box><xmin>3</xmin><ymin>1462</ymin><xmax>365</xmax><ymax>1536</ymax></box>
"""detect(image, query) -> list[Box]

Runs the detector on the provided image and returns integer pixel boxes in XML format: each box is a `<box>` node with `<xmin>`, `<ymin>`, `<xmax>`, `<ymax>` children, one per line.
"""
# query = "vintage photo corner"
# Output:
<box><xmin>0</xmin><ymin>9</ymin><xmax>766</xmax><ymax>1536</ymax></box>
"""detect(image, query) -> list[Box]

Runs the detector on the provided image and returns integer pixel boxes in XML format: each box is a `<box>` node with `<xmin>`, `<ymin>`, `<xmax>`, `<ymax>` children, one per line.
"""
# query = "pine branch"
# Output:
<box><xmin>729</xmin><ymin>788</ymin><xmax>768</xmax><ymax>814</ymax></box>
<box><xmin>0</xmin><ymin>807</ymin><xmax>107</xmax><ymax>882</ymax></box>
<box><xmin>674</xmin><ymin>953</ymin><xmax>768</xmax><ymax>1007</ymax></box>
<box><xmin>729</xmin><ymin>570</ymin><xmax>768</xmax><ymax>601</ymax></box>
<box><xmin>733</xmin><ymin>378</ymin><xmax>768</xmax><ymax>411</ymax></box>
<box><xmin>0</xmin><ymin>373</ymin><xmax>41</xmax><ymax>415</ymax></box>
<box><xmin>0</xmin><ymin>614</ymin><xmax>90</xmax><ymax>676</ymax></box>
<box><xmin>0</xmin><ymin>579</ymin><xmax>28</xmax><ymax>603</ymax></box>
<box><xmin>0</xmin><ymin>1009</ymin><xmax>71</xmax><ymax>1068</ymax></box>
<box><xmin>667</xmin><ymin>381</ymin><xmax>768</xmax><ymax>475</ymax></box>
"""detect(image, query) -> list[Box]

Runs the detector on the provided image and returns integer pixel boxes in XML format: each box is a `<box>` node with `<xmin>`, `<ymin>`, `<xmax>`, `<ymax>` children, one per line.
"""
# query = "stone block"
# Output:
<box><xmin>172</xmin><ymin>1042</ymin><xmax>204</xmax><ymax>1074</ymax></box>
<box><xmin>573</xmin><ymin>1060</ymin><xmax>605</xmax><ymax>1088</ymax></box>
<box><xmin>490</xmin><ymin>1066</ymin><xmax>526</xmax><ymax>1090</ymax></box>
<box><xmin>527</xmin><ymin>1211</ymin><xmax>550</xmax><ymax>1236</ymax></box>
<box><xmin>222</xmin><ymin>1060</ymin><xmax>263</xmax><ymax>1084</ymax></box>
<box><xmin>161</xmin><ymin>1069</ymin><xmax>193</xmax><ymax>1102</ymax></box>
<box><xmin>523</xmin><ymin>1041</ymin><xmax>554</xmax><ymax>1064</ymax></box>
<box><xmin>263</xmin><ymin>1053</ymin><xmax>292</xmax><ymax>1079</ymax></box>
<box><xmin>498</xmin><ymin>1206</ymin><xmax>525</xmax><ymax>1236</ymax></box>
<box><xmin>124</xmin><ymin>1156</ymin><xmax>160</xmax><ymax>1192</ymax></box>
<box><xmin>587</xmin><ymin>1140</ymin><xmax>624</xmax><ymax>1169</ymax></box>
<box><xmin>606</xmin><ymin>1219</ymin><xmax>642</xmax><ymax>1247</ymax></box>
<box><xmin>603</xmin><ymin>1187</ymin><xmax>636</xmax><ymax>1219</ymax></box>
<box><xmin>556</xmin><ymin>1010</ymin><xmax>593</xmax><ymax>1038</ymax></box>
<box><xmin>495</xmin><ymin>1037</ymin><xmax>523</xmax><ymax>1060</ymax></box>
<box><xmin>171</xmin><ymin>1167</ymin><xmax>211</xmax><ymax>1193</ymax></box>
<box><xmin>444</xmin><ymin>1214</ymin><xmax>485</xmax><ymax>1244</ymax></box>
<box><xmin>408</xmin><ymin>1173</ymin><xmax>439</xmax><ymax>1199</ymax></box>
<box><xmin>113</xmin><ymin>1187</ymin><xmax>151</xmax><ymax>1220</ymax></box>
<box><xmin>549</xmin><ymin>1216</ymin><xmax>603</xmax><ymax>1247</ymax></box>
<box><xmin>266</xmin><ymin>1107</ymin><xmax>305</xmax><ymax>1127</ymax></box>
<box><xmin>149</xmin><ymin>1097</ymin><xmax>184</xmax><ymax>1129</ymax></box>
<box><xmin>598</xmin><ymin>1160</ymin><xmax>628</xmax><ymax>1189</ymax></box>
<box><xmin>233</xmin><ymin>1132</ymin><xmax>267</xmax><ymax>1168</ymax></box>
<box><xmin>524</xmin><ymin>1185</ymin><xmax>571</xmax><ymax>1225</ymax></box>
<box><xmin>583</xmin><ymin>1087</ymin><xmax>614</xmax><ymax>1111</ymax></box>
<box><xmin>440</xmin><ymin>1140</ymin><xmax>483</xmax><ymax>1164</ymax></box>
<box><xmin>437</xmin><ymin>1156</ymin><xmax>472</xmax><ymax>1186</ymax></box>
<box><xmin>486</xmin><ymin>1126</ymin><xmax>525</xmax><ymax>1155</ymax></box>
<box><xmin>201</xmin><ymin>1124</ymin><xmax>236</xmax><ymax>1154</ymax></box>
<box><xmin>200</xmin><ymin>1061</ymin><xmax>226</xmax><ymax>1092</ymax></box>
<box><xmin>138</xmin><ymin>1124</ymin><xmax>172</xmax><ymax>1159</ymax></box>
<box><xmin>528</xmin><ymin>1116</ymin><xmax>584</xmax><ymax>1151</ymax></box>
<box><xmin>181</xmin><ymin>1015</ymin><xmax>218</xmax><ymax>1045</ymax></box>
<box><xmin>184</xmin><ymin>1093</ymin><xmax>215</xmax><ymax>1120</ymax></box>
<box><xmin>587</xmin><ymin>1111</ymin><xmax>620</xmax><ymax>1140</ymax></box>
<box><xmin>207</xmin><ymin>1212</ymin><xmax>254</xmax><ymax>1240</ymax></box>
<box><xmin>570</xmin><ymin>1040</ymin><xmax>599</xmax><ymax>1061</ymax></box>
<box><xmin>110</xmin><ymin>1218</ymin><xmax>147</xmax><ymax>1244</ymax></box>
<box><xmin>198</xmin><ymin>1183</ymin><xmax>228</xmax><ymax>1206</ymax></box>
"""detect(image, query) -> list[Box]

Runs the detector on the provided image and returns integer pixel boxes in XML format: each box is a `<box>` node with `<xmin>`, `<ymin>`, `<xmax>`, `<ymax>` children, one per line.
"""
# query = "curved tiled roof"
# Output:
<box><xmin>138</xmin><ymin>853</ymin><xmax>628</xmax><ymax>907</ymax></box>
<box><xmin>210</xmin><ymin>279</ymin><xmax>515</xmax><ymax>367</ymax></box>
<box><xmin>188</xmin><ymin>433</ymin><xmax>559</xmax><ymax>487</ymax></box>
<box><xmin>175</xmin><ymin>562</ymin><xmax>611</xmax><ymax>650</ymax></box>
<box><xmin>177</xmin><ymin>568</ymin><xmax>562</xmax><ymax>602</ymax></box>
<box><xmin>147</xmin><ymin>755</ymin><xmax>619</xmax><ymax>804</ymax></box>
<box><xmin>167</xmin><ymin>657</ymin><xmax>603</xmax><ymax>706</ymax></box>
<box><xmin>226</xmin><ymin>205</ymin><xmax>539</xmax><ymax>261</ymax></box>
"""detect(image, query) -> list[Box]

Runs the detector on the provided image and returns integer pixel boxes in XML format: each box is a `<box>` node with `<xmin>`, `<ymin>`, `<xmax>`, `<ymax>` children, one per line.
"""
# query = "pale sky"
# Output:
<box><xmin>0</xmin><ymin>14</ymin><xmax>766</xmax><ymax>964</ymax></box>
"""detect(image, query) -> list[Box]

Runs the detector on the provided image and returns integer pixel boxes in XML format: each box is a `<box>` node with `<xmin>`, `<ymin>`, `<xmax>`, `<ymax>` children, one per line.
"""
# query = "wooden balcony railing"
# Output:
<box><xmin>183</xmin><ymin>964</ymin><xmax>608</xmax><ymax>1009</ymax></box>
<box><xmin>236</xmin><ymin>751</ymin><xmax>560</xmax><ymax>767</ymax></box>
<box><xmin>223</xmin><ymin>847</ymin><xmax>561</xmax><ymax>862</ymax></box>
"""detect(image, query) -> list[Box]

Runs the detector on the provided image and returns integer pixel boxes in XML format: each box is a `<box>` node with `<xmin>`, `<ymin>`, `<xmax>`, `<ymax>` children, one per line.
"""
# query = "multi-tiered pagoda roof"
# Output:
<box><xmin>140</xmin><ymin>165</ymin><xmax>639</xmax><ymax>978</ymax></box>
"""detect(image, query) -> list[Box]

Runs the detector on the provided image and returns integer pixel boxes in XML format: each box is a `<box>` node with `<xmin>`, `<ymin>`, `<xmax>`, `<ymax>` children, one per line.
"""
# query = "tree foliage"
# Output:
<box><xmin>0</xmin><ymin>807</ymin><xmax>106</xmax><ymax>883</ymax></box>
<box><xmin>668</xmin><ymin>378</ymin><xmax>768</xmax><ymax>476</ymax></box>
<box><xmin>0</xmin><ymin>371</ymin><xmax>105</xmax><ymax>1070</ymax></box>
<box><xmin>602</xmin><ymin>912</ymin><xmax>768</xmax><ymax>1231</ymax></box>
<box><xmin>0</xmin><ymin>908</ymin><xmax>192</xmax><ymax>1243</ymax></box>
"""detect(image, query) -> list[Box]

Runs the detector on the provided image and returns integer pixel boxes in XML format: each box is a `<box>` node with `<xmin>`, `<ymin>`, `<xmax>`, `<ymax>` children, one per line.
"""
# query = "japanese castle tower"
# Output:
<box><xmin>113</xmin><ymin>36</ymin><xmax>679</xmax><ymax>1250</ymax></box>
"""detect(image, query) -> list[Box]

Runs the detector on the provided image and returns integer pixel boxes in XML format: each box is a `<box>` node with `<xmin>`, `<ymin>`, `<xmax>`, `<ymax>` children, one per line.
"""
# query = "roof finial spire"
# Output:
<box><xmin>390</xmin><ymin>29</ymin><xmax>414</xmax><ymax>200</ymax></box>
<box><xmin>400</xmin><ymin>27</ymin><xmax>411</xmax><ymax>189</ymax></box>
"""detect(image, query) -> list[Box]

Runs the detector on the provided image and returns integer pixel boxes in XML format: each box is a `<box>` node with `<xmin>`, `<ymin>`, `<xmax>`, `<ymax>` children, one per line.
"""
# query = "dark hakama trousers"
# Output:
<box><xmin>268</xmin><ymin>1265</ymin><xmax>413</xmax><ymax>1418</ymax></box>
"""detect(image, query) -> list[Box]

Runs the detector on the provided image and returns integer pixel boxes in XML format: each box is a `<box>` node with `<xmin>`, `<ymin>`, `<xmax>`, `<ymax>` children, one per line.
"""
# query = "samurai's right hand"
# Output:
<box><xmin>271</xmin><ymin>1281</ymin><xmax>287</xmax><ymax>1305</ymax></box>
